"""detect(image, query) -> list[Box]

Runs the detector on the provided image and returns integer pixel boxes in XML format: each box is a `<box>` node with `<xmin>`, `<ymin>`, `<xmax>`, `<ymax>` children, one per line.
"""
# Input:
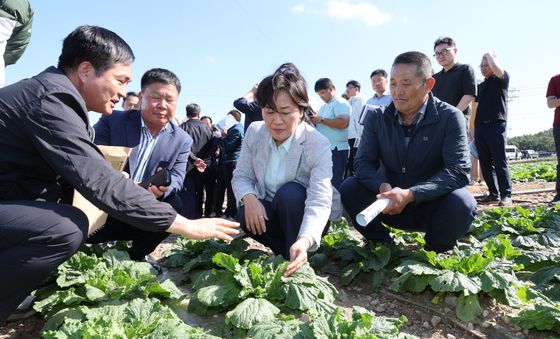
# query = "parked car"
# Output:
<box><xmin>521</xmin><ymin>149</ymin><xmax>539</xmax><ymax>159</ymax></box>
<box><xmin>505</xmin><ymin>145</ymin><xmax>520</xmax><ymax>160</ymax></box>
<box><xmin>538</xmin><ymin>151</ymin><xmax>553</xmax><ymax>158</ymax></box>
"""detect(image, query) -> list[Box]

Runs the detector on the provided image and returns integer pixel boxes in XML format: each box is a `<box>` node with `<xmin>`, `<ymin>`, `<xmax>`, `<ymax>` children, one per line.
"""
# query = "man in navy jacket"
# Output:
<box><xmin>340</xmin><ymin>51</ymin><xmax>476</xmax><ymax>253</ymax></box>
<box><xmin>92</xmin><ymin>68</ymin><xmax>193</xmax><ymax>260</ymax></box>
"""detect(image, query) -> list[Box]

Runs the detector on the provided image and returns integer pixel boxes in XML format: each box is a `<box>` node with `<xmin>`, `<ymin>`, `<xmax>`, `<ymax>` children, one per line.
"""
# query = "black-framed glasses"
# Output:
<box><xmin>433</xmin><ymin>47</ymin><xmax>453</xmax><ymax>58</ymax></box>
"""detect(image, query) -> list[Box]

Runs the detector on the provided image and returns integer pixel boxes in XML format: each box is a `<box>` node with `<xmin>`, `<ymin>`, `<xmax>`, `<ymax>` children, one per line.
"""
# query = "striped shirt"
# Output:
<box><xmin>131</xmin><ymin>119</ymin><xmax>168</xmax><ymax>183</ymax></box>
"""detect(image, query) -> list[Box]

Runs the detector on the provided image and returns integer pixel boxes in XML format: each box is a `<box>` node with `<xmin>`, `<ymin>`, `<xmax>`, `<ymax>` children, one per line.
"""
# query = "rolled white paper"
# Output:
<box><xmin>356</xmin><ymin>198</ymin><xmax>390</xmax><ymax>227</ymax></box>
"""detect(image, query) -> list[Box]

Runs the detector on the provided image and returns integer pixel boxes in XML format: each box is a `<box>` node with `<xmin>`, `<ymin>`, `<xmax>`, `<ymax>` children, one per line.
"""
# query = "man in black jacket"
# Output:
<box><xmin>0</xmin><ymin>25</ymin><xmax>238</xmax><ymax>325</ymax></box>
<box><xmin>233</xmin><ymin>84</ymin><xmax>261</xmax><ymax>132</ymax></box>
<box><xmin>179</xmin><ymin>103</ymin><xmax>214</xmax><ymax>218</ymax></box>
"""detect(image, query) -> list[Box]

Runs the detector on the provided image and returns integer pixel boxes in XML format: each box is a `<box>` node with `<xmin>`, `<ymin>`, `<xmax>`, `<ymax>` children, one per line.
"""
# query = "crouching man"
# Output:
<box><xmin>340</xmin><ymin>51</ymin><xmax>477</xmax><ymax>253</ymax></box>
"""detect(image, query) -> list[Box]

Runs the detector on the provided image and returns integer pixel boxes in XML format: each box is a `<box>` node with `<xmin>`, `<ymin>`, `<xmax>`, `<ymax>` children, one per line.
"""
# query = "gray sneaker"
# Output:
<box><xmin>499</xmin><ymin>196</ymin><xmax>513</xmax><ymax>206</ymax></box>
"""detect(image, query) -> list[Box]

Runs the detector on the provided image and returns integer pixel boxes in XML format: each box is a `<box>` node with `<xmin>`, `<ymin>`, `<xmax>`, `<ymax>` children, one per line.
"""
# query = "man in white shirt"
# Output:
<box><xmin>345</xmin><ymin>80</ymin><xmax>365</xmax><ymax>177</ymax></box>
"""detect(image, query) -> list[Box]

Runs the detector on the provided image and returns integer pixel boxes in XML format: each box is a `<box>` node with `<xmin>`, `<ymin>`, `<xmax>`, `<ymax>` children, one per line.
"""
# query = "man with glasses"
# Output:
<box><xmin>474</xmin><ymin>52</ymin><xmax>512</xmax><ymax>206</ymax></box>
<box><xmin>432</xmin><ymin>37</ymin><xmax>477</xmax><ymax>127</ymax></box>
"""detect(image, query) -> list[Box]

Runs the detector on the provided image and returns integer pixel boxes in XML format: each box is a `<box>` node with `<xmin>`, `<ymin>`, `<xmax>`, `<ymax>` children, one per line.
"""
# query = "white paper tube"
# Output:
<box><xmin>356</xmin><ymin>198</ymin><xmax>390</xmax><ymax>227</ymax></box>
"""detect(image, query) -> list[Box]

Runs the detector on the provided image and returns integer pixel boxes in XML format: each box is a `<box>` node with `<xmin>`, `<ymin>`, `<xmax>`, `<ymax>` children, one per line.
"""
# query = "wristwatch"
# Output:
<box><xmin>320</xmin><ymin>117</ymin><xmax>324</xmax><ymax>124</ymax></box>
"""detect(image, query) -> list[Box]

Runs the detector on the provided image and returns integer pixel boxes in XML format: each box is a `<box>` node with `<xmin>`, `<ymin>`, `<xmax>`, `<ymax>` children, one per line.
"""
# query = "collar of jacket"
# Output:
<box><xmin>38</xmin><ymin>67</ymin><xmax>90</xmax><ymax>127</ymax></box>
<box><xmin>127</xmin><ymin>109</ymin><xmax>176</xmax><ymax>136</ymax></box>
<box><xmin>382</xmin><ymin>92</ymin><xmax>440</xmax><ymax>127</ymax></box>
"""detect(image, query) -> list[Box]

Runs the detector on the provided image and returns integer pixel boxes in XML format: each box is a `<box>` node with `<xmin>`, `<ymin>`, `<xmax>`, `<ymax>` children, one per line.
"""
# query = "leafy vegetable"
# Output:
<box><xmin>188</xmin><ymin>252</ymin><xmax>337</xmax><ymax>324</ymax></box>
<box><xmin>34</xmin><ymin>250</ymin><xmax>183</xmax><ymax>319</ymax></box>
<box><xmin>42</xmin><ymin>298</ymin><xmax>217</xmax><ymax>338</ymax></box>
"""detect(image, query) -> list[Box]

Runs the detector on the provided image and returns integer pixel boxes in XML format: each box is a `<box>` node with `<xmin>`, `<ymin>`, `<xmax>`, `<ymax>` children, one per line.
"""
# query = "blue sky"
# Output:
<box><xmin>6</xmin><ymin>0</ymin><xmax>559</xmax><ymax>137</ymax></box>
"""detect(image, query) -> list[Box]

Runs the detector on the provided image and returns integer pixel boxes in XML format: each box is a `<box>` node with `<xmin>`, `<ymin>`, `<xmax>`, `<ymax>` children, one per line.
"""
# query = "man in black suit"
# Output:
<box><xmin>0</xmin><ymin>25</ymin><xmax>238</xmax><ymax>325</ymax></box>
<box><xmin>179</xmin><ymin>103</ymin><xmax>214</xmax><ymax>218</ymax></box>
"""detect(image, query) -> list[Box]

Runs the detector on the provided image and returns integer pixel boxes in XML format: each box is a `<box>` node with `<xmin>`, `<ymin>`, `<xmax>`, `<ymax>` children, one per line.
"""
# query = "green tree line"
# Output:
<box><xmin>508</xmin><ymin>128</ymin><xmax>555</xmax><ymax>152</ymax></box>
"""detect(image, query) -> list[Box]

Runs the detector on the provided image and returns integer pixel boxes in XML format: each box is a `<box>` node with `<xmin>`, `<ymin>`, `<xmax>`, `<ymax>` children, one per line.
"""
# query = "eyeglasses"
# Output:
<box><xmin>433</xmin><ymin>47</ymin><xmax>453</xmax><ymax>58</ymax></box>
<box><xmin>479</xmin><ymin>64</ymin><xmax>489</xmax><ymax>69</ymax></box>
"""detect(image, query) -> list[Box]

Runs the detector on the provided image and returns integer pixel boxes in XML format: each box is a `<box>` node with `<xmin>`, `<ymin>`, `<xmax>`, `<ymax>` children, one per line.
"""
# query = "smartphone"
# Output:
<box><xmin>139</xmin><ymin>168</ymin><xmax>171</xmax><ymax>189</ymax></box>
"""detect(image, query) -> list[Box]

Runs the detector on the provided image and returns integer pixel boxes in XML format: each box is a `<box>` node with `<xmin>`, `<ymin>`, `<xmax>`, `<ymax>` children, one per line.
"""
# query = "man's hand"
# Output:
<box><xmin>147</xmin><ymin>184</ymin><xmax>168</xmax><ymax>199</ymax></box>
<box><xmin>284</xmin><ymin>237</ymin><xmax>311</xmax><ymax>277</ymax></box>
<box><xmin>310</xmin><ymin>115</ymin><xmax>322</xmax><ymax>125</ymax></box>
<box><xmin>242</xmin><ymin>194</ymin><xmax>268</xmax><ymax>235</ymax></box>
<box><xmin>167</xmin><ymin>215</ymin><xmax>240</xmax><ymax>241</ymax></box>
<box><xmin>194</xmin><ymin>158</ymin><xmax>207</xmax><ymax>172</ymax></box>
<box><xmin>377</xmin><ymin>184</ymin><xmax>415</xmax><ymax>215</ymax></box>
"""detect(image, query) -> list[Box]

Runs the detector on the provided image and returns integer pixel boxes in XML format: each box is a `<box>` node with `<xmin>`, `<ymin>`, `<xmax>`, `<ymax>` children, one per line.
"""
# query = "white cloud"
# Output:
<box><xmin>291</xmin><ymin>3</ymin><xmax>306</xmax><ymax>13</ymax></box>
<box><xmin>291</xmin><ymin>0</ymin><xmax>392</xmax><ymax>26</ymax></box>
<box><xmin>207</xmin><ymin>56</ymin><xmax>216</xmax><ymax>63</ymax></box>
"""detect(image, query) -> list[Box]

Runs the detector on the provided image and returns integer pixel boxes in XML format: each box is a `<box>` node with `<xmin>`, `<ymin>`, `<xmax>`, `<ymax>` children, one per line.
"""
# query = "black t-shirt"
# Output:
<box><xmin>432</xmin><ymin>63</ymin><xmax>477</xmax><ymax>117</ymax></box>
<box><xmin>475</xmin><ymin>71</ymin><xmax>510</xmax><ymax>125</ymax></box>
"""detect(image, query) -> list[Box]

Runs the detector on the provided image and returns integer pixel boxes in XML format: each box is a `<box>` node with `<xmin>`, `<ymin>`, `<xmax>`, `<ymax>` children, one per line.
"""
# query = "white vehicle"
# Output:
<box><xmin>505</xmin><ymin>145</ymin><xmax>520</xmax><ymax>161</ymax></box>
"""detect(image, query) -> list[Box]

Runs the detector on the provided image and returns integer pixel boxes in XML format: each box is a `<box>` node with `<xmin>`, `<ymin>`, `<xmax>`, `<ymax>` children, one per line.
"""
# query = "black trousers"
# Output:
<box><xmin>181</xmin><ymin>169</ymin><xmax>207</xmax><ymax>219</ymax></box>
<box><xmin>475</xmin><ymin>122</ymin><xmax>512</xmax><ymax>198</ymax></box>
<box><xmin>0</xmin><ymin>201</ymin><xmax>88</xmax><ymax>325</ymax></box>
<box><xmin>213</xmin><ymin>159</ymin><xmax>226</xmax><ymax>217</ymax></box>
<box><xmin>86</xmin><ymin>194</ymin><xmax>180</xmax><ymax>260</ymax></box>
<box><xmin>223</xmin><ymin>160</ymin><xmax>238</xmax><ymax>218</ymax></box>
<box><xmin>340</xmin><ymin>177</ymin><xmax>477</xmax><ymax>253</ymax></box>
<box><xmin>332</xmin><ymin>148</ymin><xmax>348</xmax><ymax>190</ymax></box>
<box><xmin>236</xmin><ymin>182</ymin><xmax>307</xmax><ymax>259</ymax></box>
<box><xmin>203</xmin><ymin>161</ymin><xmax>218</xmax><ymax>217</ymax></box>
<box><xmin>345</xmin><ymin>138</ymin><xmax>357</xmax><ymax>178</ymax></box>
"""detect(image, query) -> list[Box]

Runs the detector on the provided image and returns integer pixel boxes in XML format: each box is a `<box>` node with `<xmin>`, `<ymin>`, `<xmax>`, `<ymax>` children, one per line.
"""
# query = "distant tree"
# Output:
<box><xmin>508</xmin><ymin>128</ymin><xmax>554</xmax><ymax>152</ymax></box>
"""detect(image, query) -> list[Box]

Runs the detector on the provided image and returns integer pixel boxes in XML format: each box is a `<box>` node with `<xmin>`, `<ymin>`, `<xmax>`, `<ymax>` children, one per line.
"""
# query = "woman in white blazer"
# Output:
<box><xmin>232</xmin><ymin>63</ymin><xmax>334</xmax><ymax>276</ymax></box>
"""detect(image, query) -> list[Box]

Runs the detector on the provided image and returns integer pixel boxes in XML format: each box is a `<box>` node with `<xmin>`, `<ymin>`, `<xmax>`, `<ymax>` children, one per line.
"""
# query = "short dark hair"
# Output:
<box><xmin>433</xmin><ymin>36</ymin><xmax>456</xmax><ymax>50</ymax></box>
<box><xmin>186</xmin><ymin>103</ymin><xmax>201</xmax><ymax>118</ymax></box>
<box><xmin>314</xmin><ymin>78</ymin><xmax>334</xmax><ymax>92</ymax></box>
<box><xmin>125</xmin><ymin>91</ymin><xmax>138</xmax><ymax>98</ymax></box>
<box><xmin>256</xmin><ymin>63</ymin><xmax>314</xmax><ymax>117</ymax></box>
<box><xmin>370</xmin><ymin>69</ymin><xmax>387</xmax><ymax>79</ymax></box>
<box><xmin>200</xmin><ymin>116</ymin><xmax>212</xmax><ymax>124</ymax></box>
<box><xmin>140</xmin><ymin>68</ymin><xmax>181</xmax><ymax>93</ymax></box>
<box><xmin>58</xmin><ymin>25</ymin><xmax>135</xmax><ymax>75</ymax></box>
<box><xmin>346</xmin><ymin>80</ymin><xmax>361</xmax><ymax>90</ymax></box>
<box><xmin>392</xmin><ymin>51</ymin><xmax>432</xmax><ymax>84</ymax></box>
<box><xmin>228</xmin><ymin>109</ymin><xmax>242</xmax><ymax>122</ymax></box>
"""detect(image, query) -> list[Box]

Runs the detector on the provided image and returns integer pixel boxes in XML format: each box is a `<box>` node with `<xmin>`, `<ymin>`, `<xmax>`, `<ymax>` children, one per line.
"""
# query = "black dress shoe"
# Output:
<box><xmin>477</xmin><ymin>194</ymin><xmax>499</xmax><ymax>203</ymax></box>
<box><xmin>6</xmin><ymin>295</ymin><xmax>36</xmax><ymax>322</ymax></box>
<box><xmin>142</xmin><ymin>256</ymin><xmax>163</xmax><ymax>275</ymax></box>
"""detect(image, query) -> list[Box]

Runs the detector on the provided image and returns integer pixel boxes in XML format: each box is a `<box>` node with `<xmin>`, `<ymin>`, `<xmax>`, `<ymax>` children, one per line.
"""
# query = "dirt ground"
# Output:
<box><xmin>2</xmin><ymin>181</ymin><xmax>558</xmax><ymax>339</ymax></box>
